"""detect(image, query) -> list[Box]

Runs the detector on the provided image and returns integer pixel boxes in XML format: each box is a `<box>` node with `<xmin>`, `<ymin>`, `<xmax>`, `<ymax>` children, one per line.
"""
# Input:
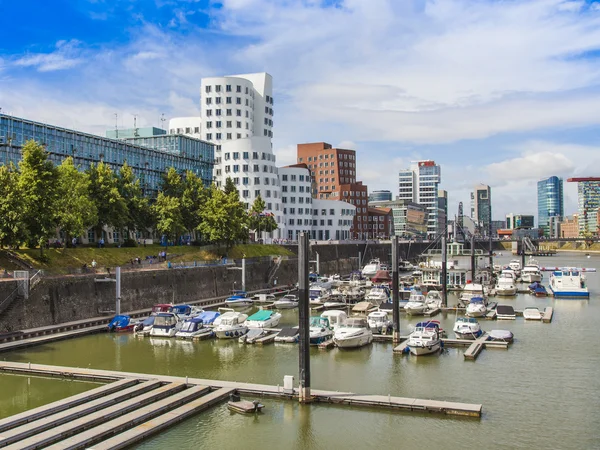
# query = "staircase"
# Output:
<box><xmin>267</xmin><ymin>256</ymin><xmax>283</xmax><ymax>285</ymax></box>
<box><xmin>0</xmin><ymin>270</ymin><xmax>42</xmax><ymax>318</ymax></box>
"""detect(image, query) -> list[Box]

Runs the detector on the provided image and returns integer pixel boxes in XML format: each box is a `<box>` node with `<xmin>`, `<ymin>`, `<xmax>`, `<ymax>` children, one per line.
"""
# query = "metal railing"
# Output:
<box><xmin>0</xmin><ymin>286</ymin><xmax>20</xmax><ymax>316</ymax></box>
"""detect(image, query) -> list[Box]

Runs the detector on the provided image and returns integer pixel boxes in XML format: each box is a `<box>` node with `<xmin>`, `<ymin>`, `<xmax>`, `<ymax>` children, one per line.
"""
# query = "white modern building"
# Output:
<box><xmin>280</xmin><ymin>165</ymin><xmax>355</xmax><ymax>241</ymax></box>
<box><xmin>168</xmin><ymin>117</ymin><xmax>202</xmax><ymax>139</ymax></box>
<box><xmin>398</xmin><ymin>160</ymin><xmax>441</xmax><ymax>237</ymax></box>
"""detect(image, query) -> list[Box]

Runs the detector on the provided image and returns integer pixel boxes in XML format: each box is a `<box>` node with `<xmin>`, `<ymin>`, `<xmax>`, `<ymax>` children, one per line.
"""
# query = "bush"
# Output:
<box><xmin>122</xmin><ymin>238</ymin><xmax>138</xmax><ymax>248</ymax></box>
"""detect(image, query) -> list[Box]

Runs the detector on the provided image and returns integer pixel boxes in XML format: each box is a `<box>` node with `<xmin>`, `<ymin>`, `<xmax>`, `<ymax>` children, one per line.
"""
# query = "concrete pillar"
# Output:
<box><xmin>298</xmin><ymin>233</ymin><xmax>311</xmax><ymax>403</ymax></box>
<box><xmin>392</xmin><ymin>236</ymin><xmax>400</xmax><ymax>343</ymax></box>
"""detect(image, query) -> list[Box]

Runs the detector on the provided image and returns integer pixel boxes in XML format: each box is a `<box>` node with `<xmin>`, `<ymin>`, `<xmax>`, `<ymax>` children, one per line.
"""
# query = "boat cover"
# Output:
<box><xmin>415</xmin><ymin>321</ymin><xmax>440</xmax><ymax>329</ymax></box>
<box><xmin>378</xmin><ymin>302</ymin><xmax>394</xmax><ymax>312</ymax></box>
<box><xmin>170</xmin><ymin>305</ymin><xmax>192</xmax><ymax>315</ymax></box>
<box><xmin>108</xmin><ymin>315</ymin><xmax>130</xmax><ymax>328</ymax></box>
<box><xmin>277</xmin><ymin>327</ymin><xmax>299</xmax><ymax>337</ymax></box>
<box><xmin>246</xmin><ymin>328</ymin><xmax>264</xmax><ymax>339</ymax></box>
<box><xmin>371</xmin><ymin>270</ymin><xmax>391</xmax><ymax>283</ymax></box>
<box><xmin>496</xmin><ymin>305</ymin><xmax>515</xmax><ymax>316</ymax></box>
<box><xmin>247</xmin><ymin>310</ymin><xmax>274</xmax><ymax>321</ymax></box>
<box><xmin>490</xmin><ymin>329</ymin><xmax>513</xmax><ymax>340</ymax></box>
<box><xmin>197</xmin><ymin>311</ymin><xmax>220</xmax><ymax>324</ymax></box>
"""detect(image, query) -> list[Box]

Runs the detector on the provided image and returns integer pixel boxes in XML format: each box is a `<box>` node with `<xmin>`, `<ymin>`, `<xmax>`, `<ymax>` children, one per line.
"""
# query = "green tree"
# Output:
<box><xmin>87</xmin><ymin>162</ymin><xmax>128</xmax><ymax>238</ymax></box>
<box><xmin>181</xmin><ymin>170</ymin><xmax>208</xmax><ymax>238</ymax></box>
<box><xmin>160</xmin><ymin>167</ymin><xmax>183</xmax><ymax>198</ymax></box>
<box><xmin>118</xmin><ymin>162</ymin><xmax>153</xmax><ymax>239</ymax></box>
<box><xmin>0</xmin><ymin>163</ymin><xmax>26</xmax><ymax>248</ymax></box>
<box><xmin>223</xmin><ymin>177</ymin><xmax>238</xmax><ymax>196</ymax></box>
<box><xmin>56</xmin><ymin>157</ymin><xmax>98</xmax><ymax>245</ymax></box>
<box><xmin>18</xmin><ymin>140</ymin><xmax>60</xmax><ymax>253</ymax></box>
<box><xmin>248</xmin><ymin>195</ymin><xmax>278</xmax><ymax>238</ymax></box>
<box><xmin>153</xmin><ymin>192</ymin><xmax>185</xmax><ymax>242</ymax></box>
<box><xmin>199</xmin><ymin>185</ymin><xmax>248</xmax><ymax>249</ymax></box>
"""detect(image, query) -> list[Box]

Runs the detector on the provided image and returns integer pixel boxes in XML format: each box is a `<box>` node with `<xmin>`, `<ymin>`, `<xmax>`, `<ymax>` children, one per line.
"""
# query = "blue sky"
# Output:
<box><xmin>2</xmin><ymin>0</ymin><xmax>600</xmax><ymax>222</ymax></box>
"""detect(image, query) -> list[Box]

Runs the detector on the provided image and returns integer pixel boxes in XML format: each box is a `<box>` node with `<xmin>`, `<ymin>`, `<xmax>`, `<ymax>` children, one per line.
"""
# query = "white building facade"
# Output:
<box><xmin>280</xmin><ymin>166</ymin><xmax>355</xmax><ymax>241</ymax></box>
<box><xmin>398</xmin><ymin>160</ymin><xmax>441</xmax><ymax>237</ymax></box>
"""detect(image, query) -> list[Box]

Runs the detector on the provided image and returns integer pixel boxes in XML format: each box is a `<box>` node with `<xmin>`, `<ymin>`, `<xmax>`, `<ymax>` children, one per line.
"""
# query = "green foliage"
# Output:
<box><xmin>87</xmin><ymin>162</ymin><xmax>128</xmax><ymax>231</ymax></box>
<box><xmin>181</xmin><ymin>170</ymin><xmax>208</xmax><ymax>234</ymax></box>
<box><xmin>160</xmin><ymin>167</ymin><xmax>184</xmax><ymax>198</ymax></box>
<box><xmin>198</xmin><ymin>185</ymin><xmax>248</xmax><ymax>248</ymax></box>
<box><xmin>118</xmin><ymin>162</ymin><xmax>153</xmax><ymax>234</ymax></box>
<box><xmin>0</xmin><ymin>163</ymin><xmax>26</xmax><ymax>248</ymax></box>
<box><xmin>153</xmin><ymin>192</ymin><xmax>185</xmax><ymax>241</ymax></box>
<box><xmin>248</xmin><ymin>194</ymin><xmax>278</xmax><ymax>234</ymax></box>
<box><xmin>18</xmin><ymin>140</ymin><xmax>60</xmax><ymax>250</ymax></box>
<box><xmin>56</xmin><ymin>157</ymin><xmax>98</xmax><ymax>244</ymax></box>
<box><xmin>223</xmin><ymin>177</ymin><xmax>238</xmax><ymax>196</ymax></box>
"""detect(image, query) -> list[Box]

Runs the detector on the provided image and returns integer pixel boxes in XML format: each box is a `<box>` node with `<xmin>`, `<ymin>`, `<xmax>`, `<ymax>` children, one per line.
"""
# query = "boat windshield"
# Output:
<box><xmin>180</xmin><ymin>321</ymin><xmax>200</xmax><ymax>332</ymax></box>
<box><xmin>342</xmin><ymin>318</ymin><xmax>368</xmax><ymax>328</ymax></box>
<box><xmin>310</xmin><ymin>317</ymin><xmax>329</xmax><ymax>328</ymax></box>
<box><xmin>154</xmin><ymin>315</ymin><xmax>177</xmax><ymax>327</ymax></box>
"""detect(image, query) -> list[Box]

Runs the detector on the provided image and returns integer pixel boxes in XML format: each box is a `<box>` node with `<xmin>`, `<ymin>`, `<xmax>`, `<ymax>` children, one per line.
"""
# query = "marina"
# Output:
<box><xmin>0</xmin><ymin>252</ymin><xmax>598</xmax><ymax>449</ymax></box>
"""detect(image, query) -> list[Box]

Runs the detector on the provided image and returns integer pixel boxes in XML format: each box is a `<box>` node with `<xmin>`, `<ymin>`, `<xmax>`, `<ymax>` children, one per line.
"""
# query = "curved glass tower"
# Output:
<box><xmin>537</xmin><ymin>176</ymin><xmax>564</xmax><ymax>236</ymax></box>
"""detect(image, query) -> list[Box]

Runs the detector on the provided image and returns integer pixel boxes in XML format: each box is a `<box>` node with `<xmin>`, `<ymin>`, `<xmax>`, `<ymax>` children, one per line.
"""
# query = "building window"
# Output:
<box><xmin>206</xmin><ymin>97</ymin><xmax>212</xmax><ymax>105</ymax></box>
<box><xmin>216</xmin><ymin>109</ymin><xmax>222</xmax><ymax>116</ymax></box>
<box><xmin>255</xmin><ymin>190</ymin><xmax>261</xmax><ymax>197</ymax></box>
<box><xmin>216</xmin><ymin>133</ymin><xmax>222</xmax><ymax>140</ymax></box>
<box><xmin>289</xmin><ymin>219</ymin><xmax>295</xmax><ymax>225</ymax></box>
<box><xmin>215</xmin><ymin>97</ymin><xmax>222</xmax><ymax>104</ymax></box>
<box><xmin>216</xmin><ymin>121</ymin><xmax>222</xmax><ymax>128</ymax></box>
<box><xmin>243</xmin><ymin>164</ymin><xmax>249</xmax><ymax>172</ymax></box>
<box><xmin>233</xmin><ymin>152</ymin><xmax>240</xmax><ymax>160</ymax></box>
<box><xmin>206</xmin><ymin>121</ymin><xmax>212</xmax><ymax>129</ymax></box>
<box><xmin>237</xmin><ymin>133</ymin><xmax>241</xmax><ymax>139</ymax></box>
<box><xmin>206</xmin><ymin>109</ymin><xmax>212</xmax><ymax>116</ymax></box>
<box><xmin>237</xmin><ymin>121</ymin><xmax>242</xmax><ymax>128</ymax></box>
<box><xmin>243</xmin><ymin>177</ymin><xmax>249</xmax><ymax>185</ymax></box>
<box><xmin>233</xmin><ymin>177</ymin><xmax>239</xmax><ymax>185</ymax></box>
<box><xmin>254</xmin><ymin>177</ymin><xmax>260</xmax><ymax>185</ymax></box>
<box><xmin>226</xmin><ymin>109</ymin><xmax>232</xmax><ymax>116</ymax></box>
<box><xmin>236</xmin><ymin>85</ymin><xmax>242</xmax><ymax>93</ymax></box>
<box><xmin>194</xmin><ymin>127</ymin><xmax>200</xmax><ymax>133</ymax></box>
<box><xmin>226</xmin><ymin>84</ymin><xmax>232</xmax><ymax>92</ymax></box>
<box><xmin>236</xmin><ymin>97</ymin><xmax>242</xmax><ymax>104</ymax></box>
<box><xmin>242</xmin><ymin>190</ymin><xmax>249</xmax><ymax>197</ymax></box>
<box><xmin>226</xmin><ymin>97</ymin><xmax>232</xmax><ymax>104</ymax></box>
<box><xmin>206</xmin><ymin>133</ymin><xmax>212</xmax><ymax>140</ymax></box>
<box><xmin>227</xmin><ymin>133</ymin><xmax>232</xmax><ymax>139</ymax></box>
<box><xmin>236</xmin><ymin>109</ymin><xmax>242</xmax><ymax>116</ymax></box>
<box><xmin>205</xmin><ymin>85</ymin><xmax>211</xmax><ymax>93</ymax></box>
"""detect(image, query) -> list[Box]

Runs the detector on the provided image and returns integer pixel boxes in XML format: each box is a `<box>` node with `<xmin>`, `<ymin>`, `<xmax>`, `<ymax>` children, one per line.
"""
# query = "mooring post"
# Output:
<box><xmin>470</xmin><ymin>235</ymin><xmax>476</xmax><ymax>283</ymax></box>
<box><xmin>441</xmin><ymin>235</ymin><xmax>448</xmax><ymax>307</ymax></box>
<box><xmin>115</xmin><ymin>266</ymin><xmax>121</xmax><ymax>316</ymax></box>
<box><xmin>358</xmin><ymin>251</ymin><xmax>362</xmax><ymax>271</ymax></box>
<box><xmin>391</xmin><ymin>236</ymin><xmax>400</xmax><ymax>343</ymax></box>
<box><xmin>298</xmin><ymin>232</ymin><xmax>311</xmax><ymax>402</ymax></box>
<box><xmin>316</xmin><ymin>252</ymin><xmax>320</xmax><ymax>275</ymax></box>
<box><xmin>521</xmin><ymin>238</ymin><xmax>526</xmax><ymax>267</ymax></box>
<box><xmin>241</xmin><ymin>258</ymin><xmax>246</xmax><ymax>292</ymax></box>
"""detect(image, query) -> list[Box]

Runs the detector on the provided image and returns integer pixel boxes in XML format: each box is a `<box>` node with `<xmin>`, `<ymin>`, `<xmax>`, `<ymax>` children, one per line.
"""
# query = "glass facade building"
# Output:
<box><xmin>537</xmin><ymin>176</ymin><xmax>564</xmax><ymax>236</ymax></box>
<box><xmin>0</xmin><ymin>114</ymin><xmax>214</xmax><ymax>192</ymax></box>
<box><xmin>568</xmin><ymin>178</ymin><xmax>600</xmax><ymax>236</ymax></box>
<box><xmin>369</xmin><ymin>190</ymin><xmax>392</xmax><ymax>202</ymax></box>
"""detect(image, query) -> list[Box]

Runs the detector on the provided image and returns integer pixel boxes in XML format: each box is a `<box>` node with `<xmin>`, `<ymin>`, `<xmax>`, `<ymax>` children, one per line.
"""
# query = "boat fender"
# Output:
<box><xmin>225</xmin><ymin>331</ymin><xmax>230</xmax><ymax>337</ymax></box>
<box><xmin>440</xmin><ymin>341</ymin><xmax>444</xmax><ymax>348</ymax></box>
<box><xmin>235</xmin><ymin>331</ymin><xmax>239</xmax><ymax>336</ymax></box>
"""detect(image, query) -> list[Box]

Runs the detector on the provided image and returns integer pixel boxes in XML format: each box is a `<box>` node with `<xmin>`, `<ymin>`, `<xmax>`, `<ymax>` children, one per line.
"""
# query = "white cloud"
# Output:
<box><xmin>13</xmin><ymin>40</ymin><xmax>85</xmax><ymax>72</ymax></box>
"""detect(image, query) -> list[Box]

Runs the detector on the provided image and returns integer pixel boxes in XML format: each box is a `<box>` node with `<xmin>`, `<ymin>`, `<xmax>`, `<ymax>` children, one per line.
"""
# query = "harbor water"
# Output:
<box><xmin>1</xmin><ymin>253</ymin><xmax>599</xmax><ymax>449</ymax></box>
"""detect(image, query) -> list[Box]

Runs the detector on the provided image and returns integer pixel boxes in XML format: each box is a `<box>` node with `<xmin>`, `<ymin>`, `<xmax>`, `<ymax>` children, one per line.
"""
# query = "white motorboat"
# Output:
<box><xmin>134</xmin><ymin>316</ymin><xmax>155</xmax><ymax>336</ymax></box>
<box><xmin>521</xmin><ymin>259</ymin><xmax>542</xmax><ymax>283</ymax></box>
<box><xmin>367</xmin><ymin>311</ymin><xmax>393</xmax><ymax>334</ymax></box>
<box><xmin>425</xmin><ymin>290</ymin><xmax>443</xmax><ymax>309</ymax></box>
<box><xmin>169</xmin><ymin>304</ymin><xmax>204</xmax><ymax>321</ymax></box>
<box><xmin>523</xmin><ymin>307</ymin><xmax>543</xmax><ymax>320</ymax></box>
<box><xmin>398</xmin><ymin>260</ymin><xmax>414</xmax><ymax>272</ymax></box>
<box><xmin>309</xmin><ymin>316</ymin><xmax>334</xmax><ymax>345</ymax></box>
<box><xmin>365</xmin><ymin>286</ymin><xmax>390</xmax><ymax>305</ymax></box>
<box><xmin>321</xmin><ymin>310</ymin><xmax>348</xmax><ymax>330</ymax></box>
<box><xmin>309</xmin><ymin>285</ymin><xmax>332</xmax><ymax>305</ymax></box>
<box><xmin>333</xmin><ymin>317</ymin><xmax>373</xmax><ymax>349</ymax></box>
<box><xmin>214</xmin><ymin>311</ymin><xmax>249</xmax><ymax>339</ymax></box>
<box><xmin>465</xmin><ymin>297</ymin><xmax>488</xmax><ymax>318</ymax></box>
<box><xmin>272</xmin><ymin>294</ymin><xmax>299</xmax><ymax>309</ymax></box>
<box><xmin>274</xmin><ymin>327</ymin><xmax>299</xmax><ymax>343</ymax></box>
<box><xmin>251</xmin><ymin>293</ymin><xmax>277</xmax><ymax>303</ymax></box>
<box><xmin>149</xmin><ymin>313</ymin><xmax>182</xmax><ymax>338</ymax></box>
<box><xmin>495</xmin><ymin>271</ymin><xmax>517</xmax><ymax>296</ymax></box>
<box><xmin>453</xmin><ymin>317</ymin><xmax>483</xmax><ymax>340</ymax></box>
<box><xmin>361</xmin><ymin>258</ymin><xmax>382</xmax><ymax>278</ymax></box>
<box><xmin>508</xmin><ymin>259</ymin><xmax>522</xmax><ymax>278</ymax></box>
<box><xmin>496</xmin><ymin>305</ymin><xmax>516</xmax><ymax>320</ymax></box>
<box><xmin>406</xmin><ymin>321</ymin><xmax>442</xmax><ymax>356</ymax></box>
<box><xmin>489</xmin><ymin>329</ymin><xmax>514</xmax><ymax>342</ymax></box>
<box><xmin>239</xmin><ymin>328</ymin><xmax>268</xmax><ymax>344</ymax></box>
<box><xmin>246</xmin><ymin>310</ymin><xmax>282</xmax><ymax>329</ymax></box>
<box><xmin>460</xmin><ymin>282</ymin><xmax>485</xmax><ymax>306</ymax></box>
<box><xmin>224</xmin><ymin>291</ymin><xmax>253</xmax><ymax>308</ymax></box>
<box><xmin>549</xmin><ymin>269</ymin><xmax>590</xmax><ymax>298</ymax></box>
<box><xmin>175</xmin><ymin>311</ymin><xmax>220</xmax><ymax>339</ymax></box>
<box><xmin>404</xmin><ymin>291</ymin><xmax>427</xmax><ymax>315</ymax></box>
<box><xmin>341</xmin><ymin>286</ymin><xmax>365</xmax><ymax>304</ymax></box>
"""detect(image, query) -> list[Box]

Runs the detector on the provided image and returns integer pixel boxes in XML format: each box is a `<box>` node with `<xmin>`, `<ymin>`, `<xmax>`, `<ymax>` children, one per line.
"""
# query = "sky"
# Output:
<box><xmin>2</xmin><ymin>0</ymin><xmax>600</xmax><ymax>222</ymax></box>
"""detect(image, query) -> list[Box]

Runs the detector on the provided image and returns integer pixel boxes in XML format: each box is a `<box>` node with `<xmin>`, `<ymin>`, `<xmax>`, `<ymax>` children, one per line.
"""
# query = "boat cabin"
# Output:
<box><xmin>180</xmin><ymin>317</ymin><xmax>205</xmax><ymax>333</ymax></box>
<box><xmin>153</xmin><ymin>313</ymin><xmax>179</xmax><ymax>328</ymax></box>
<box><xmin>151</xmin><ymin>304</ymin><xmax>172</xmax><ymax>314</ymax></box>
<box><xmin>321</xmin><ymin>310</ymin><xmax>348</xmax><ymax>329</ymax></box>
<box><xmin>169</xmin><ymin>304</ymin><xmax>193</xmax><ymax>316</ymax></box>
<box><xmin>342</xmin><ymin>317</ymin><xmax>369</xmax><ymax>329</ymax></box>
<box><xmin>310</xmin><ymin>317</ymin><xmax>331</xmax><ymax>329</ymax></box>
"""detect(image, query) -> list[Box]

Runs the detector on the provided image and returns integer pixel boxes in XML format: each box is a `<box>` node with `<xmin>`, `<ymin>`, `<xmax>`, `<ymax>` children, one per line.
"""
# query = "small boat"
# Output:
<box><xmin>361</xmin><ymin>258</ymin><xmax>382</xmax><ymax>278</ymax></box>
<box><xmin>225</xmin><ymin>291</ymin><xmax>253</xmax><ymax>308</ymax></box>
<box><xmin>508</xmin><ymin>259</ymin><xmax>522</xmax><ymax>277</ymax></box>
<box><xmin>459</xmin><ymin>282</ymin><xmax>485</xmax><ymax>306</ymax></box>
<box><xmin>549</xmin><ymin>269</ymin><xmax>590</xmax><ymax>298</ymax></box>
<box><xmin>320</xmin><ymin>310</ymin><xmax>348</xmax><ymax>333</ymax></box>
<box><xmin>309</xmin><ymin>317</ymin><xmax>333</xmax><ymax>345</ymax></box>
<box><xmin>107</xmin><ymin>315</ymin><xmax>139</xmax><ymax>333</ymax></box>
<box><xmin>523</xmin><ymin>307</ymin><xmax>543</xmax><ymax>320</ymax></box>
<box><xmin>274</xmin><ymin>327</ymin><xmax>299</xmax><ymax>343</ymax></box>
<box><xmin>496</xmin><ymin>305</ymin><xmax>516</xmax><ymax>320</ymax></box>
<box><xmin>365</xmin><ymin>285</ymin><xmax>390</xmax><ymax>305</ymax></box>
<box><xmin>239</xmin><ymin>328</ymin><xmax>267</xmax><ymax>343</ymax></box>
<box><xmin>134</xmin><ymin>316</ymin><xmax>155</xmax><ymax>336</ymax></box>
<box><xmin>227</xmin><ymin>392</ymin><xmax>264</xmax><ymax>414</ymax></box>
<box><xmin>169</xmin><ymin>304</ymin><xmax>203</xmax><ymax>320</ymax></box>
<box><xmin>309</xmin><ymin>285</ymin><xmax>332</xmax><ymax>305</ymax></box>
<box><xmin>404</xmin><ymin>292</ymin><xmax>427</xmax><ymax>315</ymax></box>
<box><xmin>367</xmin><ymin>310</ymin><xmax>393</xmax><ymax>334</ymax></box>
<box><xmin>521</xmin><ymin>259</ymin><xmax>542</xmax><ymax>283</ymax></box>
<box><xmin>406</xmin><ymin>321</ymin><xmax>442</xmax><ymax>356</ymax></box>
<box><xmin>272</xmin><ymin>294</ymin><xmax>299</xmax><ymax>309</ymax></box>
<box><xmin>425</xmin><ymin>290</ymin><xmax>443</xmax><ymax>309</ymax></box>
<box><xmin>151</xmin><ymin>303</ymin><xmax>172</xmax><ymax>315</ymax></box>
<box><xmin>175</xmin><ymin>311</ymin><xmax>220</xmax><ymax>339</ymax></box>
<box><xmin>495</xmin><ymin>271</ymin><xmax>517</xmax><ymax>296</ymax></box>
<box><xmin>453</xmin><ymin>317</ymin><xmax>483</xmax><ymax>340</ymax></box>
<box><xmin>466</xmin><ymin>297</ymin><xmax>488</xmax><ymax>318</ymax></box>
<box><xmin>149</xmin><ymin>312</ymin><xmax>181</xmax><ymax>338</ymax></box>
<box><xmin>246</xmin><ymin>310</ymin><xmax>282</xmax><ymax>328</ymax></box>
<box><xmin>251</xmin><ymin>293</ymin><xmax>277</xmax><ymax>303</ymax></box>
<box><xmin>398</xmin><ymin>260</ymin><xmax>414</xmax><ymax>272</ymax></box>
<box><xmin>533</xmin><ymin>284</ymin><xmax>548</xmax><ymax>297</ymax></box>
<box><xmin>322</xmin><ymin>292</ymin><xmax>348</xmax><ymax>310</ymax></box>
<box><xmin>489</xmin><ymin>329</ymin><xmax>514</xmax><ymax>342</ymax></box>
<box><xmin>214</xmin><ymin>311</ymin><xmax>249</xmax><ymax>339</ymax></box>
<box><xmin>333</xmin><ymin>317</ymin><xmax>373</xmax><ymax>349</ymax></box>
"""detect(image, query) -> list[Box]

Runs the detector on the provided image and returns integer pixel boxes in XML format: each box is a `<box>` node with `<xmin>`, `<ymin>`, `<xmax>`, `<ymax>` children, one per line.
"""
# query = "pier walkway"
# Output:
<box><xmin>0</xmin><ymin>361</ymin><xmax>482</xmax><ymax>447</ymax></box>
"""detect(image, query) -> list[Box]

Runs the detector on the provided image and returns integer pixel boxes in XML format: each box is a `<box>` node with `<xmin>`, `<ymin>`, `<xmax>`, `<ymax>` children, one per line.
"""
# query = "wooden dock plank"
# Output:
<box><xmin>0</xmin><ymin>381</ymin><xmax>162</xmax><ymax>447</ymax></box>
<box><xmin>0</xmin><ymin>326</ymin><xmax>107</xmax><ymax>354</ymax></box>
<box><xmin>424</xmin><ymin>308</ymin><xmax>441</xmax><ymax>317</ymax></box>
<box><xmin>254</xmin><ymin>333</ymin><xmax>277</xmax><ymax>345</ymax></box>
<box><xmin>86</xmin><ymin>388</ymin><xmax>235</xmax><ymax>450</ymax></box>
<box><xmin>43</xmin><ymin>385</ymin><xmax>214</xmax><ymax>450</ymax></box>
<box><xmin>393</xmin><ymin>340</ymin><xmax>409</xmax><ymax>354</ymax></box>
<box><xmin>0</xmin><ymin>379</ymin><xmax>137</xmax><ymax>434</ymax></box>
<box><xmin>318</xmin><ymin>339</ymin><xmax>335</xmax><ymax>350</ymax></box>
<box><xmin>1</xmin><ymin>383</ymin><xmax>192</xmax><ymax>450</ymax></box>
<box><xmin>464</xmin><ymin>334</ymin><xmax>489</xmax><ymax>360</ymax></box>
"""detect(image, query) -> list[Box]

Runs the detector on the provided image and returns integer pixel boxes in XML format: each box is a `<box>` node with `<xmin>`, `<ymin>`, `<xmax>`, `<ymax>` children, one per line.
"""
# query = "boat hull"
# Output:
<box><xmin>495</xmin><ymin>287</ymin><xmax>517</xmax><ymax>296</ymax></box>
<box><xmin>408</xmin><ymin>342</ymin><xmax>441</xmax><ymax>356</ymax></box>
<box><xmin>175</xmin><ymin>329</ymin><xmax>214</xmax><ymax>340</ymax></box>
<box><xmin>273</xmin><ymin>301</ymin><xmax>298</xmax><ymax>309</ymax></box>
<box><xmin>454</xmin><ymin>329</ymin><xmax>483</xmax><ymax>340</ymax></box>
<box><xmin>215</xmin><ymin>326</ymin><xmax>248</xmax><ymax>339</ymax></box>
<box><xmin>334</xmin><ymin>332</ymin><xmax>373</xmax><ymax>349</ymax></box>
<box><xmin>466</xmin><ymin>306</ymin><xmax>487</xmax><ymax>318</ymax></box>
<box><xmin>549</xmin><ymin>287</ymin><xmax>589</xmax><ymax>298</ymax></box>
<box><xmin>521</xmin><ymin>274</ymin><xmax>542</xmax><ymax>283</ymax></box>
<box><xmin>224</xmin><ymin>300</ymin><xmax>254</xmax><ymax>308</ymax></box>
<box><xmin>149</xmin><ymin>327</ymin><xmax>178</xmax><ymax>338</ymax></box>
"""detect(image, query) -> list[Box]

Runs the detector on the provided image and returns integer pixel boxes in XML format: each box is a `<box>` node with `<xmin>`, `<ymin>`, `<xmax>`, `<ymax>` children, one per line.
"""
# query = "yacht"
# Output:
<box><xmin>309</xmin><ymin>285</ymin><xmax>333</xmax><ymax>305</ymax></box>
<box><xmin>549</xmin><ymin>269</ymin><xmax>590</xmax><ymax>298</ymax></box>
<box><xmin>149</xmin><ymin>312</ymin><xmax>182</xmax><ymax>338</ymax></box>
<box><xmin>521</xmin><ymin>259</ymin><xmax>542</xmax><ymax>283</ymax></box>
<box><xmin>404</xmin><ymin>291</ymin><xmax>427</xmax><ymax>315</ymax></box>
<box><xmin>321</xmin><ymin>310</ymin><xmax>348</xmax><ymax>330</ymax></box>
<box><xmin>246</xmin><ymin>310</ymin><xmax>282</xmax><ymax>329</ymax></box>
<box><xmin>495</xmin><ymin>271</ymin><xmax>517</xmax><ymax>296</ymax></box>
<box><xmin>309</xmin><ymin>316</ymin><xmax>334</xmax><ymax>345</ymax></box>
<box><xmin>361</xmin><ymin>259</ymin><xmax>382</xmax><ymax>278</ymax></box>
<box><xmin>214</xmin><ymin>311</ymin><xmax>249</xmax><ymax>339</ymax></box>
<box><xmin>367</xmin><ymin>310</ymin><xmax>393</xmax><ymax>334</ymax></box>
<box><xmin>466</xmin><ymin>297</ymin><xmax>488</xmax><ymax>318</ymax></box>
<box><xmin>523</xmin><ymin>306</ymin><xmax>543</xmax><ymax>320</ymax></box>
<box><xmin>272</xmin><ymin>294</ymin><xmax>299</xmax><ymax>309</ymax></box>
<box><xmin>453</xmin><ymin>317</ymin><xmax>483</xmax><ymax>340</ymax></box>
<box><xmin>224</xmin><ymin>291</ymin><xmax>253</xmax><ymax>308</ymax></box>
<box><xmin>168</xmin><ymin>304</ymin><xmax>203</xmax><ymax>320</ymax></box>
<box><xmin>365</xmin><ymin>285</ymin><xmax>390</xmax><ymax>305</ymax></box>
<box><xmin>333</xmin><ymin>317</ymin><xmax>373</xmax><ymax>349</ymax></box>
<box><xmin>425</xmin><ymin>290</ymin><xmax>443</xmax><ymax>309</ymax></box>
<box><xmin>175</xmin><ymin>311</ymin><xmax>220</xmax><ymax>339</ymax></box>
<box><xmin>406</xmin><ymin>321</ymin><xmax>442</xmax><ymax>356</ymax></box>
<box><xmin>508</xmin><ymin>259</ymin><xmax>522</xmax><ymax>278</ymax></box>
<box><xmin>460</xmin><ymin>282</ymin><xmax>486</xmax><ymax>306</ymax></box>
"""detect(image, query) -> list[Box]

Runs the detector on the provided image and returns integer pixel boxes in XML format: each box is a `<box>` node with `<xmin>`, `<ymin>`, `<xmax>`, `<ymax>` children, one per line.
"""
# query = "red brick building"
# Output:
<box><xmin>367</xmin><ymin>207</ymin><xmax>393</xmax><ymax>239</ymax></box>
<box><xmin>297</xmin><ymin>142</ymin><xmax>369</xmax><ymax>238</ymax></box>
